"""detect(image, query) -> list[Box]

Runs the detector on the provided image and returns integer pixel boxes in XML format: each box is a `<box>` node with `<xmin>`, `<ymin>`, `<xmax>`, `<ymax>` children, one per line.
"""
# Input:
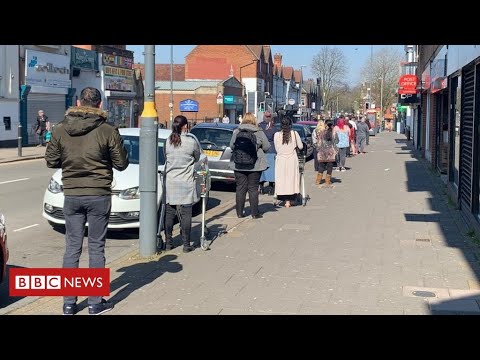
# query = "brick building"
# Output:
<box><xmin>185</xmin><ymin>45</ymin><xmax>273</xmax><ymax>119</ymax></box>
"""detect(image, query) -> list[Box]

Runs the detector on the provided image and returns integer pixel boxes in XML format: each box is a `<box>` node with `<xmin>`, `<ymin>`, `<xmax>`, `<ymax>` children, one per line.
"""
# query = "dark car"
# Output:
<box><xmin>0</xmin><ymin>213</ymin><xmax>8</xmax><ymax>284</ymax></box>
<box><xmin>274</xmin><ymin>123</ymin><xmax>314</xmax><ymax>159</ymax></box>
<box><xmin>190</xmin><ymin>122</ymin><xmax>238</xmax><ymax>183</ymax></box>
<box><xmin>297</xmin><ymin>120</ymin><xmax>318</xmax><ymax>133</ymax></box>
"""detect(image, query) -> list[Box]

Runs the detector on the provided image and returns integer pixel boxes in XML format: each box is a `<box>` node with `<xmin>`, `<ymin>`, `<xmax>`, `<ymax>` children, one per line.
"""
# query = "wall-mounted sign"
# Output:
<box><xmin>25</xmin><ymin>49</ymin><xmax>71</xmax><ymax>92</ymax></box>
<box><xmin>103</xmin><ymin>53</ymin><xmax>133</xmax><ymax>69</ymax></box>
<box><xmin>224</xmin><ymin>95</ymin><xmax>234</xmax><ymax>104</ymax></box>
<box><xmin>71</xmin><ymin>47</ymin><xmax>98</xmax><ymax>70</ymax></box>
<box><xmin>179</xmin><ymin>99</ymin><xmax>199</xmax><ymax>112</ymax></box>
<box><xmin>398</xmin><ymin>93</ymin><xmax>420</xmax><ymax>104</ymax></box>
<box><xmin>104</xmin><ymin>66</ymin><xmax>134</xmax><ymax>92</ymax></box>
<box><xmin>398</xmin><ymin>75</ymin><xmax>418</xmax><ymax>94</ymax></box>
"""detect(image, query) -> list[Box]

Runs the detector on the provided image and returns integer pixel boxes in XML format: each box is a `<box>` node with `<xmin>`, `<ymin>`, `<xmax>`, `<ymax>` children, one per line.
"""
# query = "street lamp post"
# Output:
<box><xmin>169</xmin><ymin>45</ymin><xmax>174</xmax><ymax>129</ymax></box>
<box><xmin>139</xmin><ymin>45</ymin><xmax>158</xmax><ymax>257</ymax></box>
<box><xmin>299</xmin><ymin>65</ymin><xmax>306</xmax><ymax>120</ymax></box>
<box><xmin>379</xmin><ymin>76</ymin><xmax>384</xmax><ymax>129</ymax></box>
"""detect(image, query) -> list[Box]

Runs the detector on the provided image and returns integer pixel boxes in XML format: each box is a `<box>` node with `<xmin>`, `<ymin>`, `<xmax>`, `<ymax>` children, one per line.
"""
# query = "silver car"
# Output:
<box><xmin>190</xmin><ymin>123</ymin><xmax>238</xmax><ymax>183</ymax></box>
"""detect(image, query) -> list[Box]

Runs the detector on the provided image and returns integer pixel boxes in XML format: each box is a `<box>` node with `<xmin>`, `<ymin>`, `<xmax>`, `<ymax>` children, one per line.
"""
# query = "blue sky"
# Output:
<box><xmin>127</xmin><ymin>45</ymin><xmax>405</xmax><ymax>85</ymax></box>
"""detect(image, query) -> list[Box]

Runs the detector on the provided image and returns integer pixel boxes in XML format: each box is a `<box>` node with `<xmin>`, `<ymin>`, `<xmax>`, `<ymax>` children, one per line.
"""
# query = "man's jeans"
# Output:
<box><xmin>63</xmin><ymin>195</ymin><xmax>111</xmax><ymax>305</ymax></box>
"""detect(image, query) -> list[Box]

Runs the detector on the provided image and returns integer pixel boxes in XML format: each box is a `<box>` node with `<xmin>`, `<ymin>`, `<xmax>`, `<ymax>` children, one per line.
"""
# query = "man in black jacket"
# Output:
<box><xmin>45</xmin><ymin>87</ymin><xmax>129</xmax><ymax>315</ymax></box>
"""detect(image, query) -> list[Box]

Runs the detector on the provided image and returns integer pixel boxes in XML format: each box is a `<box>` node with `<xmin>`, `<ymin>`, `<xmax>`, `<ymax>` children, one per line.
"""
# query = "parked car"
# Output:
<box><xmin>297</xmin><ymin>120</ymin><xmax>318</xmax><ymax>133</ymax></box>
<box><xmin>190</xmin><ymin>122</ymin><xmax>238</xmax><ymax>183</ymax></box>
<box><xmin>274</xmin><ymin>123</ymin><xmax>314</xmax><ymax>159</ymax></box>
<box><xmin>43</xmin><ymin>128</ymin><xmax>210</xmax><ymax>229</ymax></box>
<box><xmin>0</xmin><ymin>212</ymin><xmax>8</xmax><ymax>284</ymax></box>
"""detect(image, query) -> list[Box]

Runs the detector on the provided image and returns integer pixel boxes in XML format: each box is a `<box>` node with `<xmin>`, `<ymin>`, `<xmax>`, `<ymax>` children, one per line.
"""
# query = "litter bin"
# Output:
<box><xmin>405</xmin><ymin>125</ymin><xmax>411</xmax><ymax>141</ymax></box>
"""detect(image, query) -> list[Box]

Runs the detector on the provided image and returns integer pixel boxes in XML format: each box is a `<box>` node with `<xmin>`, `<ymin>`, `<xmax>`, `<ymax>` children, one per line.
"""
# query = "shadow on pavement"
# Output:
<box><xmin>401</xmin><ymin>136</ymin><xmax>480</xmax><ymax>314</ymax></box>
<box><xmin>0</xmin><ymin>265</ymin><xmax>27</xmax><ymax>309</ymax></box>
<box><xmin>76</xmin><ymin>254</ymin><xmax>182</xmax><ymax>310</ymax></box>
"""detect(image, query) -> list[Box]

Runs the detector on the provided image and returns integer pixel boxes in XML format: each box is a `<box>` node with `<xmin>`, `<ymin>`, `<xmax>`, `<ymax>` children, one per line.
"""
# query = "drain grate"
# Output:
<box><xmin>415</xmin><ymin>238</ymin><xmax>431</xmax><ymax>242</ymax></box>
<box><xmin>412</xmin><ymin>290</ymin><xmax>436</xmax><ymax>298</ymax></box>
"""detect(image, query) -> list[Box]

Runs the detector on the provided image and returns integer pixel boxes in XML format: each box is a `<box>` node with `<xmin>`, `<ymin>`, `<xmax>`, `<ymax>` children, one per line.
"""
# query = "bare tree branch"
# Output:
<box><xmin>360</xmin><ymin>46</ymin><xmax>403</xmax><ymax>117</ymax></box>
<box><xmin>311</xmin><ymin>46</ymin><xmax>347</xmax><ymax>112</ymax></box>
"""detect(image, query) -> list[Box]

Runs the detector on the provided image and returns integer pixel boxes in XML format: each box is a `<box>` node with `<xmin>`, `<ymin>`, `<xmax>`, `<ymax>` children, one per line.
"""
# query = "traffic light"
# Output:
<box><xmin>365</xmin><ymin>102</ymin><xmax>370</xmax><ymax>110</ymax></box>
<box><xmin>259</xmin><ymin>102</ymin><xmax>265</xmax><ymax>112</ymax></box>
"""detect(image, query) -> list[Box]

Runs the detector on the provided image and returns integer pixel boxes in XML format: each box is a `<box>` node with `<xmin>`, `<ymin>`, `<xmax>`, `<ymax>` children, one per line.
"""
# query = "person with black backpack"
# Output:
<box><xmin>229</xmin><ymin>112</ymin><xmax>270</xmax><ymax>219</ymax></box>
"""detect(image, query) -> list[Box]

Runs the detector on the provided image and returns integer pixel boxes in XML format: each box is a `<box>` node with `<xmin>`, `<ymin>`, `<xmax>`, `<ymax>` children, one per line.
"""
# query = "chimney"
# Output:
<box><xmin>274</xmin><ymin>53</ymin><xmax>282</xmax><ymax>68</ymax></box>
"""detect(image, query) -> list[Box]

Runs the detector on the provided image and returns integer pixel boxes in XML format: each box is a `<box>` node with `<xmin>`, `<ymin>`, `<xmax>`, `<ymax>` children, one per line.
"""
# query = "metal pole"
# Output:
<box><xmin>169</xmin><ymin>45</ymin><xmax>173</xmax><ymax>129</ymax></box>
<box><xmin>17</xmin><ymin>124</ymin><xmax>22</xmax><ymax>157</ymax></box>
<box><xmin>139</xmin><ymin>45</ymin><xmax>158</xmax><ymax>257</ymax></box>
<box><xmin>380</xmin><ymin>77</ymin><xmax>383</xmax><ymax>126</ymax></box>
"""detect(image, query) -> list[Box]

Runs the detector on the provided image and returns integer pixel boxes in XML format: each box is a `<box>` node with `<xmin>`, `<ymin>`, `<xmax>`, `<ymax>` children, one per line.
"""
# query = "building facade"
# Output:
<box><xmin>185</xmin><ymin>45</ymin><xmax>273</xmax><ymax>119</ymax></box>
<box><xmin>416</xmin><ymin>45</ymin><xmax>480</xmax><ymax>232</ymax></box>
<box><xmin>0</xmin><ymin>45</ymin><xmax>19</xmax><ymax>147</ymax></box>
<box><xmin>19</xmin><ymin>45</ymin><xmax>73</xmax><ymax>145</ymax></box>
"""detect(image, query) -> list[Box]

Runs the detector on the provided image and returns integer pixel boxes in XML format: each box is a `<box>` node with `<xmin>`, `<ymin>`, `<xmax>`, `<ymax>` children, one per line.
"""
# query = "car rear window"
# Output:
<box><xmin>190</xmin><ymin>128</ymin><xmax>233</xmax><ymax>149</ymax></box>
<box><xmin>122</xmin><ymin>135</ymin><xmax>166</xmax><ymax>165</ymax></box>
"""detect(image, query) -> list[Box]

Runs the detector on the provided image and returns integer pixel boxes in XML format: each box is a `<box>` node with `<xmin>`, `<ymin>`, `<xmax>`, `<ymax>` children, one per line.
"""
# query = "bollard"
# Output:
<box><xmin>18</xmin><ymin>124</ymin><xmax>22</xmax><ymax>157</ymax></box>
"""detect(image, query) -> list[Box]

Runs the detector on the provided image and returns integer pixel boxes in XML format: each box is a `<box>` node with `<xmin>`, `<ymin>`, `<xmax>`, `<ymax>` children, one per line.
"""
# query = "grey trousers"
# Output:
<box><xmin>63</xmin><ymin>195</ymin><xmax>111</xmax><ymax>305</ymax></box>
<box><xmin>357</xmin><ymin>136</ymin><xmax>367</xmax><ymax>153</ymax></box>
<box><xmin>337</xmin><ymin>148</ymin><xmax>347</xmax><ymax>167</ymax></box>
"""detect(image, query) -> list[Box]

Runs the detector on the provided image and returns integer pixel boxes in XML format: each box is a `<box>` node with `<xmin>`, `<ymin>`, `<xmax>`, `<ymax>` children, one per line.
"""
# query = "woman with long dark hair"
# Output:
<box><xmin>273</xmin><ymin>116</ymin><xmax>303</xmax><ymax>207</ymax></box>
<box><xmin>164</xmin><ymin>115</ymin><xmax>201</xmax><ymax>253</ymax></box>
<box><xmin>314</xmin><ymin>120</ymin><xmax>338</xmax><ymax>187</ymax></box>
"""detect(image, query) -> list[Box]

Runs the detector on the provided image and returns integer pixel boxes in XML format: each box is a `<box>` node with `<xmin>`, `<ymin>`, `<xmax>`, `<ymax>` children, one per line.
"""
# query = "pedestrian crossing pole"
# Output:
<box><xmin>139</xmin><ymin>45</ymin><xmax>159</xmax><ymax>257</ymax></box>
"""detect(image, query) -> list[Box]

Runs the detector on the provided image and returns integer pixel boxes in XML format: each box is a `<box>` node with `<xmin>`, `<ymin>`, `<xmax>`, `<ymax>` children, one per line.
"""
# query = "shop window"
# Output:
<box><xmin>3</xmin><ymin>117</ymin><xmax>11</xmax><ymax>131</ymax></box>
<box><xmin>453</xmin><ymin>76</ymin><xmax>461</xmax><ymax>187</ymax></box>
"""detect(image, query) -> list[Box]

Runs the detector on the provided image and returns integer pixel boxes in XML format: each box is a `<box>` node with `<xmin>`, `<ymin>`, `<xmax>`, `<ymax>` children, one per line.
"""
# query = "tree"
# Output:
<box><xmin>360</xmin><ymin>46</ymin><xmax>403</xmax><ymax>120</ymax></box>
<box><xmin>311</xmin><ymin>46</ymin><xmax>348</xmax><ymax>113</ymax></box>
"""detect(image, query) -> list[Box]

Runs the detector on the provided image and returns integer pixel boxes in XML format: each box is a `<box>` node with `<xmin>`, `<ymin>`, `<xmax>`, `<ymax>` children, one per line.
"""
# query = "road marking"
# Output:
<box><xmin>0</xmin><ymin>177</ymin><xmax>30</xmax><ymax>185</ymax></box>
<box><xmin>13</xmin><ymin>224</ymin><xmax>39</xmax><ymax>232</ymax></box>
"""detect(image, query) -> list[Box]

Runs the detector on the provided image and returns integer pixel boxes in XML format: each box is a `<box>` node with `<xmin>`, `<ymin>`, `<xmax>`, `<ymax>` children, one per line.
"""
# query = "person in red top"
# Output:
<box><xmin>348</xmin><ymin>122</ymin><xmax>356</xmax><ymax>155</ymax></box>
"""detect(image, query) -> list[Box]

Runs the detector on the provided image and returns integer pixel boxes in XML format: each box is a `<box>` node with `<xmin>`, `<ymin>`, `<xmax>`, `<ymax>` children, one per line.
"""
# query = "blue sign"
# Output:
<box><xmin>179</xmin><ymin>99</ymin><xmax>199</xmax><ymax>112</ymax></box>
<box><xmin>224</xmin><ymin>95</ymin><xmax>234</xmax><ymax>104</ymax></box>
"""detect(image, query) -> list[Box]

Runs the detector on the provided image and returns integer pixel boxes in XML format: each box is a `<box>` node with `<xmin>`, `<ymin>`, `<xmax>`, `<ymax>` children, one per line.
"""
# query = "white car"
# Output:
<box><xmin>43</xmin><ymin>128</ymin><xmax>210</xmax><ymax>229</ymax></box>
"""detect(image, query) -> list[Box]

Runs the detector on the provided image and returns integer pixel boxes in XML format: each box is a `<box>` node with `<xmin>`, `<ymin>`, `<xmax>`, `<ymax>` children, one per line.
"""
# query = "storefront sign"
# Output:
<box><xmin>421</xmin><ymin>63</ymin><xmax>430</xmax><ymax>90</ymax></box>
<box><xmin>431</xmin><ymin>58</ymin><xmax>447</xmax><ymax>93</ymax></box>
<box><xmin>25</xmin><ymin>49</ymin><xmax>71</xmax><ymax>90</ymax></box>
<box><xmin>102</xmin><ymin>53</ymin><xmax>133</xmax><ymax>69</ymax></box>
<box><xmin>398</xmin><ymin>93</ymin><xmax>420</xmax><ymax>104</ymax></box>
<box><xmin>398</xmin><ymin>75</ymin><xmax>418</xmax><ymax>94</ymax></box>
<box><xmin>104</xmin><ymin>66</ymin><xmax>134</xmax><ymax>92</ymax></box>
<box><xmin>71</xmin><ymin>47</ymin><xmax>98</xmax><ymax>70</ymax></box>
<box><xmin>179</xmin><ymin>99</ymin><xmax>199</xmax><ymax>112</ymax></box>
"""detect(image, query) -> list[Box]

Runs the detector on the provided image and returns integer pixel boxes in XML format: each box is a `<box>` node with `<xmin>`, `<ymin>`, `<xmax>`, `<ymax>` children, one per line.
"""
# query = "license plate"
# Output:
<box><xmin>204</xmin><ymin>150</ymin><xmax>222</xmax><ymax>157</ymax></box>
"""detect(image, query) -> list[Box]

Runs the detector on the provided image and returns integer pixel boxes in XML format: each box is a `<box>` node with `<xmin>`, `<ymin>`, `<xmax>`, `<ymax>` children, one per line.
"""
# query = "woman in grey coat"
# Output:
<box><xmin>164</xmin><ymin>115</ymin><xmax>201</xmax><ymax>253</ymax></box>
<box><xmin>229</xmin><ymin>112</ymin><xmax>270</xmax><ymax>219</ymax></box>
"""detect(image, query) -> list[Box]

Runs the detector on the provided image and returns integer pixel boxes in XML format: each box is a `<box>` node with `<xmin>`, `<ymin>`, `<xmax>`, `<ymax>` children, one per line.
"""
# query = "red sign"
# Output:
<box><xmin>398</xmin><ymin>75</ymin><xmax>418</xmax><ymax>94</ymax></box>
<box><xmin>9</xmin><ymin>268</ymin><xmax>110</xmax><ymax>297</ymax></box>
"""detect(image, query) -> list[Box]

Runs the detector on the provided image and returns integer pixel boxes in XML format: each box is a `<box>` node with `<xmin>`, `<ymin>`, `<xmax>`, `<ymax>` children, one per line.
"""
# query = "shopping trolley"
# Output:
<box><xmin>157</xmin><ymin>167</ymin><xmax>211</xmax><ymax>251</ymax></box>
<box><xmin>297</xmin><ymin>144</ymin><xmax>309</xmax><ymax>207</ymax></box>
<box><xmin>195</xmin><ymin>167</ymin><xmax>211</xmax><ymax>250</ymax></box>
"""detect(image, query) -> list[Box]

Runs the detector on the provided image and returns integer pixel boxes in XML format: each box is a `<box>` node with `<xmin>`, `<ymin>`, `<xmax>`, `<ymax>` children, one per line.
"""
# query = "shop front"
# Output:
<box><xmin>223</xmin><ymin>95</ymin><xmax>244</xmax><ymax>123</ymax></box>
<box><xmin>103</xmin><ymin>65</ymin><xmax>135</xmax><ymax>128</ymax></box>
<box><xmin>24</xmin><ymin>49</ymin><xmax>71</xmax><ymax>145</ymax></box>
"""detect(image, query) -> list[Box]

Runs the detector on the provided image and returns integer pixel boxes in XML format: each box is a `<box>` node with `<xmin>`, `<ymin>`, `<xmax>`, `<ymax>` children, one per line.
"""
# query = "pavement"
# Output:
<box><xmin>4</xmin><ymin>132</ymin><xmax>480</xmax><ymax>315</ymax></box>
<box><xmin>0</xmin><ymin>145</ymin><xmax>46</xmax><ymax>164</ymax></box>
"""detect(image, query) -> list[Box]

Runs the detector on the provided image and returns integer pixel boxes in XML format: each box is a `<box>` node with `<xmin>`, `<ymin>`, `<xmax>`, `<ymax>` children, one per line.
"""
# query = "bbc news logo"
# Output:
<box><xmin>9</xmin><ymin>268</ymin><xmax>110</xmax><ymax>297</ymax></box>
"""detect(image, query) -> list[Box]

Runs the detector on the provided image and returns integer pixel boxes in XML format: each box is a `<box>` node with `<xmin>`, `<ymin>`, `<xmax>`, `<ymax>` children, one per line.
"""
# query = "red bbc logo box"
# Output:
<box><xmin>9</xmin><ymin>268</ymin><xmax>110</xmax><ymax>297</ymax></box>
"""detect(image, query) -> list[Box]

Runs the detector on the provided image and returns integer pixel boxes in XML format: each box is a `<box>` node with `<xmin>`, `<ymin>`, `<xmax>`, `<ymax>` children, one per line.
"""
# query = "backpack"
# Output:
<box><xmin>233</xmin><ymin>129</ymin><xmax>258</xmax><ymax>169</ymax></box>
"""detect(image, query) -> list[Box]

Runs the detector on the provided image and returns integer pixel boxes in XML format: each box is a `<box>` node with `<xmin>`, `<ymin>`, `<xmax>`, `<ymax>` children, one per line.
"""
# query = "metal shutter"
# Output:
<box><xmin>27</xmin><ymin>94</ymin><xmax>66</xmax><ymax>145</ymax></box>
<box><xmin>460</xmin><ymin>64</ymin><xmax>475</xmax><ymax>211</ymax></box>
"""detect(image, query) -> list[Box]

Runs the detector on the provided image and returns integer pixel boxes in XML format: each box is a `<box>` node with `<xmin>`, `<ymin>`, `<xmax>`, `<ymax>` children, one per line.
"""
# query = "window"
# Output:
<box><xmin>451</xmin><ymin>76</ymin><xmax>461</xmax><ymax>187</ymax></box>
<box><xmin>122</xmin><ymin>135</ymin><xmax>166</xmax><ymax>165</ymax></box>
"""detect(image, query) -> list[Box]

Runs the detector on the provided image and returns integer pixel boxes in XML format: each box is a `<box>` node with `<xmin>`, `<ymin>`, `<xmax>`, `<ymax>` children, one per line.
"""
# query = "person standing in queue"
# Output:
<box><xmin>164</xmin><ymin>115</ymin><xmax>201</xmax><ymax>253</ymax></box>
<box><xmin>230</xmin><ymin>112</ymin><xmax>270</xmax><ymax>219</ymax></box>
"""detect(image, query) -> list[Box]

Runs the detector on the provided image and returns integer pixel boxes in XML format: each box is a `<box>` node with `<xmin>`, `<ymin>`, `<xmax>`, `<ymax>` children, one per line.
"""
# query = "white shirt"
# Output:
<box><xmin>349</xmin><ymin>120</ymin><xmax>357</xmax><ymax>130</ymax></box>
